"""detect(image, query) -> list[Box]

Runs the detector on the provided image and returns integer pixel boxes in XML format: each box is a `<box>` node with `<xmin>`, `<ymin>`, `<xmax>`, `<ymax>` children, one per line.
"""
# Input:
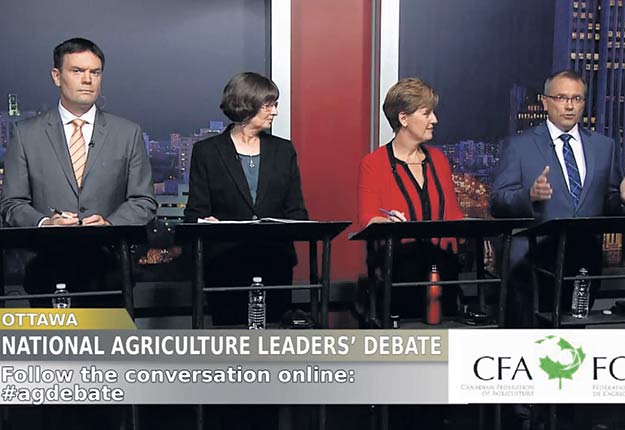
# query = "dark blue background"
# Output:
<box><xmin>0</xmin><ymin>0</ymin><xmax>268</xmax><ymax>140</ymax></box>
<box><xmin>399</xmin><ymin>0</ymin><xmax>555</xmax><ymax>144</ymax></box>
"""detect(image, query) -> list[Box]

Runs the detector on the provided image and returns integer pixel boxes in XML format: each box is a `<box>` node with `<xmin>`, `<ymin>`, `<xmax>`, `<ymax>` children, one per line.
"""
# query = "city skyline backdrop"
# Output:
<box><xmin>0</xmin><ymin>0</ymin><xmax>269</xmax><ymax>141</ymax></box>
<box><xmin>2</xmin><ymin>1</ymin><xmax>625</xmax><ymax>234</ymax></box>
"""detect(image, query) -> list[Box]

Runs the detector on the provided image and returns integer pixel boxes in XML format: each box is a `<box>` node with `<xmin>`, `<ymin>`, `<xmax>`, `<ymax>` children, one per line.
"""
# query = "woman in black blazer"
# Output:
<box><xmin>185</xmin><ymin>72</ymin><xmax>308</xmax><ymax>325</ymax></box>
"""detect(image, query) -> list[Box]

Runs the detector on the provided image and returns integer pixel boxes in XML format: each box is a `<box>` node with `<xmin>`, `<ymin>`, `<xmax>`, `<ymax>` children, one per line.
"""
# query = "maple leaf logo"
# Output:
<box><xmin>535</xmin><ymin>335</ymin><xmax>586</xmax><ymax>390</ymax></box>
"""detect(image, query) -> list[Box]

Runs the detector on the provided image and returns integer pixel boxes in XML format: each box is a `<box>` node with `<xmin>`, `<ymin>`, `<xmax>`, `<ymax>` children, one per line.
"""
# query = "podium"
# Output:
<box><xmin>351</xmin><ymin>218</ymin><xmax>531</xmax><ymax>430</ymax></box>
<box><xmin>175</xmin><ymin>221</ymin><xmax>351</xmax><ymax>329</ymax></box>
<box><xmin>512</xmin><ymin>218</ymin><xmax>625</xmax><ymax>430</ymax></box>
<box><xmin>350</xmin><ymin>218</ymin><xmax>533</xmax><ymax>329</ymax></box>
<box><xmin>0</xmin><ymin>225</ymin><xmax>147</xmax><ymax>318</ymax></box>
<box><xmin>515</xmin><ymin>216</ymin><xmax>625</xmax><ymax>328</ymax></box>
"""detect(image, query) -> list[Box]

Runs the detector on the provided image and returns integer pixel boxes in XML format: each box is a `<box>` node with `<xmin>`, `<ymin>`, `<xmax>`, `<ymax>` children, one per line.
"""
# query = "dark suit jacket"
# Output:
<box><xmin>0</xmin><ymin>108</ymin><xmax>157</xmax><ymax>227</ymax></box>
<box><xmin>184</xmin><ymin>126</ymin><xmax>308</xmax><ymax>266</ymax></box>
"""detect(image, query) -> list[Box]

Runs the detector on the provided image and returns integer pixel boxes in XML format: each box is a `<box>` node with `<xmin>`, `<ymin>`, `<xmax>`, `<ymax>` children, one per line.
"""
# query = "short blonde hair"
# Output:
<box><xmin>383</xmin><ymin>78</ymin><xmax>438</xmax><ymax>132</ymax></box>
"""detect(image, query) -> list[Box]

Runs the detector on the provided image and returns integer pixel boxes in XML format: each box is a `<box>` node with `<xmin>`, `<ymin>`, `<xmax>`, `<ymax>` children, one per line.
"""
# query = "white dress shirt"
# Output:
<box><xmin>58</xmin><ymin>101</ymin><xmax>96</xmax><ymax>155</ymax></box>
<box><xmin>545</xmin><ymin>119</ymin><xmax>586</xmax><ymax>191</ymax></box>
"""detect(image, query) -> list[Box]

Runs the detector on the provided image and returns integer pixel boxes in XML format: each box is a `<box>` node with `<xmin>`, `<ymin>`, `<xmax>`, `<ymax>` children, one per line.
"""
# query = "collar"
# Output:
<box><xmin>58</xmin><ymin>101</ymin><xmax>96</xmax><ymax>125</ymax></box>
<box><xmin>545</xmin><ymin>119</ymin><xmax>581</xmax><ymax>143</ymax></box>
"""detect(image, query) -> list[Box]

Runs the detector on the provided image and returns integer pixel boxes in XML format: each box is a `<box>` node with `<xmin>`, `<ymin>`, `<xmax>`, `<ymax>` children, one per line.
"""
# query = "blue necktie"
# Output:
<box><xmin>560</xmin><ymin>133</ymin><xmax>582</xmax><ymax>206</ymax></box>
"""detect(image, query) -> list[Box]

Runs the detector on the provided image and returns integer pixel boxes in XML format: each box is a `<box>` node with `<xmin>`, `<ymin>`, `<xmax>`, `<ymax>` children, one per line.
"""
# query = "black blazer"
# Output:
<box><xmin>184</xmin><ymin>125</ymin><xmax>308</xmax><ymax>265</ymax></box>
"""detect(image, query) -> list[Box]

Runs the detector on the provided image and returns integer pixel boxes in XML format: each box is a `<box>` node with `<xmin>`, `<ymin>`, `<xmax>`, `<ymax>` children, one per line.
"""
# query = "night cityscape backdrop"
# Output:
<box><xmin>400</xmin><ymin>0</ymin><xmax>625</xmax><ymax>264</ymax></box>
<box><xmin>1</xmin><ymin>0</ymin><xmax>625</xmax><ymax>266</ymax></box>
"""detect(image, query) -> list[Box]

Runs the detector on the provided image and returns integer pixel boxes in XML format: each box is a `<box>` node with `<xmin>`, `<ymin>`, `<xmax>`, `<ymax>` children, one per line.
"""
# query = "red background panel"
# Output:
<box><xmin>291</xmin><ymin>0</ymin><xmax>373</xmax><ymax>282</ymax></box>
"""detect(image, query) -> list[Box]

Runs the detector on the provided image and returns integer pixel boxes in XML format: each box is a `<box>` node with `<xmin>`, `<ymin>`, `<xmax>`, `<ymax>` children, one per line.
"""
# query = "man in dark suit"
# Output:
<box><xmin>491</xmin><ymin>69</ymin><xmax>625</xmax><ymax>327</ymax></box>
<box><xmin>0</xmin><ymin>38</ymin><xmax>157</xmax><ymax>305</ymax></box>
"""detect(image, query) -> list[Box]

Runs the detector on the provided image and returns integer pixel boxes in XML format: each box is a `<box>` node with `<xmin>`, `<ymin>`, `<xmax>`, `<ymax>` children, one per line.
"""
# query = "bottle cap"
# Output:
<box><xmin>55</xmin><ymin>283</ymin><xmax>67</xmax><ymax>290</ymax></box>
<box><xmin>252</xmin><ymin>277</ymin><xmax>262</xmax><ymax>283</ymax></box>
<box><xmin>390</xmin><ymin>314</ymin><xmax>400</xmax><ymax>329</ymax></box>
<box><xmin>431</xmin><ymin>265</ymin><xmax>438</xmax><ymax>272</ymax></box>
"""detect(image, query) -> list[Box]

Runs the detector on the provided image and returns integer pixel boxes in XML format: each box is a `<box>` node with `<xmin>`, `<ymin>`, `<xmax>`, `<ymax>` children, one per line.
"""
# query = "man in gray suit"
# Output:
<box><xmin>1</xmin><ymin>37</ymin><xmax>156</xmax><ymax>227</ymax></box>
<box><xmin>0</xmin><ymin>38</ymin><xmax>156</xmax><ymax>305</ymax></box>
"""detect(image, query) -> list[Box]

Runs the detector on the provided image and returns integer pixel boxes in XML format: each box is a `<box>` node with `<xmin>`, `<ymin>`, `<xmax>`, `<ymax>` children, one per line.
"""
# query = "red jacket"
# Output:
<box><xmin>358</xmin><ymin>143</ymin><xmax>463</xmax><ymax>249</ymax></box>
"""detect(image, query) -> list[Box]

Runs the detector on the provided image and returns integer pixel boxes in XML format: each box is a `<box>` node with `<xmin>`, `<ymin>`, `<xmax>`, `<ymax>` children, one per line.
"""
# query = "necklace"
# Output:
<box><xmin>238</xmin><ymin>153</ymin><xmax>259</xmax><ymax>168</ymax></box>
<box><xmin>231</xmin><ymin>131</ymin><xmax>260</xmax><ymax>168</ymax></box>
<box><xmin>392</xmin><ymin>143</ymin><xmax>426</xmax><ymax>166</ymax></box>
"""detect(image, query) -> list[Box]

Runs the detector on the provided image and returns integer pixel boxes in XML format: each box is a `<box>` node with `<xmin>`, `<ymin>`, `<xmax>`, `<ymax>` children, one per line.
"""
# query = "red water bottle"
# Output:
<box><xmin>426</xmin><ymin>265</ymin><xmax>441</xmax><ymax>325</ymax></box>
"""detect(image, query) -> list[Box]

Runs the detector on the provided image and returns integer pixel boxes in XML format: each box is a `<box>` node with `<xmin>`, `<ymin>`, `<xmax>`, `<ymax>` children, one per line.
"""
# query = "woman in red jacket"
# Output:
<box><xmin>358</xmin><ymin>77</ymin><xmax>464</xmax><ymax>319</ymax></box>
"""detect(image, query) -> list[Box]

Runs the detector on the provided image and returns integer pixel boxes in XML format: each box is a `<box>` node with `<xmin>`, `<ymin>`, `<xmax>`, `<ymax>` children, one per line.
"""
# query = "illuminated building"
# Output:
<box><xmin>0</xmin><ymin>95</ymin><xmax>38</xmax><ymax>193</ymax></box>
<box><xmin>553</xmin><ymin>1</ymin><xmax>625</xmax><ymax>263</ymax></box>
<box><xmin>509</xmin><ymin>85</ymin><xmax>549</xmax><ymax>134</ymax></box>
<box><xmin>156</xmin><ymin>183</ymin><xmax>188</xmax><ymax>222</ymax></box>
<box><xmin>8</xmin><ymin>94</ymin><xmax>19</xmax><ymax>117</ymax></box>
<box><xmin>0</xmin><ymin>112</ymin><xmax>10</xmax><ymax>149</ymax></box>
<box><xmin>171</xmin><ymin>125</ymin><xmax>221</xmax><ymax>183</ymax></box>
<box><xmin>1</xmin><ymin>94</ymin><xmax>38</xmax><ymax>149</ymax></box>
<box><xmin>553</xmin><ymin>0</ymin><xmax>625</xmax><ymax>143</ymax></box>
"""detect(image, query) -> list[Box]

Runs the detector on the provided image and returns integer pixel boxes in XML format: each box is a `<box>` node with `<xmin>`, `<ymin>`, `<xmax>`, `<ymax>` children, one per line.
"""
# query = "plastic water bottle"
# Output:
<box><xmin>248</xmin><ymin>277</ymin><xmax>265</xmax><ymax>329</ymax></box>
<box><xmin>390</xmin><ymin>314</ymin><xmax>400</xmax><ymax>329</ymax></box>
<box><xmin>571</xmin><ymin>268</ymin><xmax>590</xmax><ymax>318</ymax></box>
<box><xmin>52</xmin><ymin>283</ymin><xmax>71</xmax><ymax>309</ymax></box>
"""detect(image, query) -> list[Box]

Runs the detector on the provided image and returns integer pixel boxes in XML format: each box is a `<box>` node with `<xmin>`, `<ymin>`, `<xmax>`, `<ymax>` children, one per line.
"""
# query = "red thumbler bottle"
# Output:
<box><xmin>426</xmin><ymin>265</ymin><xmax>441</xmax><ymax>325</ymax></box>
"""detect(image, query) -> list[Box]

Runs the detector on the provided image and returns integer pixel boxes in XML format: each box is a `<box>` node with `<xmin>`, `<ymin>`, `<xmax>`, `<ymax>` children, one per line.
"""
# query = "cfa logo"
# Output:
<box><xmin>472</xmin><ymin>335</ymin><xmax>586</xmax><ymax>388</ymax></box>
<box><xmin>535</xmin><ymin>335</ymin><xmax>585</xmax><ymax>390</ymax></box>
<box><xmin>473</xmin><ymin>357</ymin><xmax>532</xmax><ymax>381</ymax></box>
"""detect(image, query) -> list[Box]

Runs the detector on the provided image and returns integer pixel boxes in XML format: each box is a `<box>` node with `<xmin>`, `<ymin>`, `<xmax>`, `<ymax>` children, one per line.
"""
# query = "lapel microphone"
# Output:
<box><xmin>88</xmin><ymin>141</ymin><xmax>95</xmax><ymax>148</ymax></box>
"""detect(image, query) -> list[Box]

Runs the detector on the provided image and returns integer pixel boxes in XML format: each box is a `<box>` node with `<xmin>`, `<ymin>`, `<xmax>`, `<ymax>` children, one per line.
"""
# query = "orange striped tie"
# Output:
<box><xmin>69</xmin><ymin>119</ymin><xmax>87</xmax><ymax>187</ymax></box>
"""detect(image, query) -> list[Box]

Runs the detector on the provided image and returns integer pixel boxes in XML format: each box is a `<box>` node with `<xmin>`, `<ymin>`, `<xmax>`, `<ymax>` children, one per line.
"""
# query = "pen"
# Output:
<box><xmin>49</xmin><ymin>207</ymin><xmax>74</xmax><ymax>219</ymax></box>
<box><xmin>378</xmin><ymin>208</ymin><xmax>396</xmax><ymax>217</ymax></box>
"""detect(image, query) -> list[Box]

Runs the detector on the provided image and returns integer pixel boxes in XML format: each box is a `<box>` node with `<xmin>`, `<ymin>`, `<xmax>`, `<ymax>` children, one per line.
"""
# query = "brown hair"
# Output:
<box><xmin>220</xmin><ymin>72</ymin><xmax>279</xmax><ymax>122</ymax></box>
<box><xmin>383</xmin><ymin>78</ymin><xmax>438</xmax><ymax>132</ymax></box>
<box><xmin>53</xmin><ymin>37</ymin><xmax>105</xmax><ymax>70</ymax></box>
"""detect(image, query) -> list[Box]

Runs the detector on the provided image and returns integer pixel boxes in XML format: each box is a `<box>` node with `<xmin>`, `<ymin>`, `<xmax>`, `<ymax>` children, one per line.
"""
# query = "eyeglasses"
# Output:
<box><xmin>261</xmin><ymin>101</ymin><xmax>279</xmax><ymax>110</ymax></box>
<box><xmin>543</xmin><ymin>95</ymin><xmax>585</xmax><ymax>105</ymax></box>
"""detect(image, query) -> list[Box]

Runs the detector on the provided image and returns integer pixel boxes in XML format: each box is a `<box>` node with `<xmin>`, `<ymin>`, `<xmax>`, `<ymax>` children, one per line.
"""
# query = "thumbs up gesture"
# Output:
<box><xmin>530</xmin><ymin>166</ymin><xmax>552</xmax><ymax>202</ymax></box>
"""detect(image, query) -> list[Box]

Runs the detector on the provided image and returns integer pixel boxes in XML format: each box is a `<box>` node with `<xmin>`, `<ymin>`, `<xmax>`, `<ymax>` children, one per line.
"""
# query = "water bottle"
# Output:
<box><xmin>52</xmin><ymin>283</ymin><xmax>71</xmax><ymax>309</ymax></box>
<box><xmin>248</xmin><ymin>277</ymin><xmax>266</xmax><ymax>329</ymax></box>
<box><xmin>390</xmin><ymin>314</ymin><xmax>400</xmax><ymax>329</ymax></box>
<box><xmin>571</xmin><ymin>268</ymin><xmax>590</xmax><ymax>319</ymax></box>
<box><xmin>426</xmin><ymin>265</ymin><xmax>441</xmax><ymax>325</ymax></box>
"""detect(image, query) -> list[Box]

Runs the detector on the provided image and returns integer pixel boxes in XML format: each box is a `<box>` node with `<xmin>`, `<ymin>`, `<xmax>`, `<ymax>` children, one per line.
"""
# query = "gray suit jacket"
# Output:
<box><xmin>0</xmin><ymin>108</ymin><xmax>157</xmax><ymax>227</ymax></box>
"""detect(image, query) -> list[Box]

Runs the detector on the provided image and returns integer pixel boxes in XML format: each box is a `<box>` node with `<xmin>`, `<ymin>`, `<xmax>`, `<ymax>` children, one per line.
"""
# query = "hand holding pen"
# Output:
<box><xmin>378</xmin><ymin>208</ymin><xmax>407</xmax><ymax>222</ymax></box>
<box><xmin>42</xmin><ymin>207</ymin><xmax>80</xmax><ymax>226</ymax></box>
